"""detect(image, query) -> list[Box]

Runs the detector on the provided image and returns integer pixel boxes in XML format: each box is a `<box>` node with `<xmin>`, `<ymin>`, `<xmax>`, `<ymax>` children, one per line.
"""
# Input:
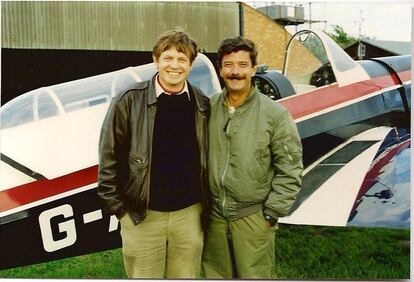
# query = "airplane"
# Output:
<box><xmin>0</xmin><ymin>30</ymin><xmax>410</xmax><ymax>270</ymax></box>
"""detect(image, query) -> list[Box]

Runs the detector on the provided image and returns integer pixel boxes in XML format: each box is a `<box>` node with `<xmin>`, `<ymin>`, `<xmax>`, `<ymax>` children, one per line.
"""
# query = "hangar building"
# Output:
<box><xmin>344</xmin><ymin>39</ymin><xmax>411</xmax><ymax>60</ymax></box>
<box><xmin>1</xmin><ymin>2</ymin><xmax>294</xmax><ymax>105</ymax></box>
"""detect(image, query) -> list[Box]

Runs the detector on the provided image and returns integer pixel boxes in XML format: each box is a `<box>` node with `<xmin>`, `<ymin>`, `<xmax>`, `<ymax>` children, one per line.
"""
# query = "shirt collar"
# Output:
<box><xmin>223</xmin><ymin>86</ymin><xmax>258</xmax><ymax>106</ymax></box>
<box><xmin>155</xmin><ymin>74</ymin><xmax>190</xmax><ymax>100</ymax></box>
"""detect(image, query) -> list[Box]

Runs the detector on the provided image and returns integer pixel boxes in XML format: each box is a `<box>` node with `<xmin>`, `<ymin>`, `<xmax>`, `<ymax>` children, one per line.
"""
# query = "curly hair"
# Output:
<box><xmin>217</xmin><ymin>36</ymin><xmax>258</xmax><ymax>68</ymax></box>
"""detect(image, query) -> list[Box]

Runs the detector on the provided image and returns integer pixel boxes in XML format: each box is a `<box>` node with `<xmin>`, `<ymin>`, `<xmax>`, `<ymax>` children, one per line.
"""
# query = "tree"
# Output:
<box><xmin>327</xmin><ymin>25</ymin><xmax>358</xmax><ymax>48</ymax></box>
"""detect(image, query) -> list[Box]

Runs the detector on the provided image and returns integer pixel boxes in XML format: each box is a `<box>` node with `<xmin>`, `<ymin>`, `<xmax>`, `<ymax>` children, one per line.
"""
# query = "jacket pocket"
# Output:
<box><xmin>252</xmin><ymin>161</ymin><xmax>269</xmax><ymax>184</ymax></box>
<box><xmin>252</xmin><ymin>139</ymin><xmax>271</xmax><ymax>184</ymax></box>
<box><xmin>281</xmin><ymin>140</ymin><xmax>302</xmax><ymax>164</ymax></box>
<box><xmin>123</xmin><ymin>153</ymin><xmax>148</xmax><ymax>201</ymax></box>
<box><xmin>128</xmin><ymin>153</ymin><xmax>144</xmax><ymax>166</ymax></box>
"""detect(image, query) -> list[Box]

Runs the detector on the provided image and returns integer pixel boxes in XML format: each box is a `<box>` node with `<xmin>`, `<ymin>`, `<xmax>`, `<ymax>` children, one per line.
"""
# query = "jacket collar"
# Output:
<box><xmin>146</xmin><ymin>75</ymin><xmax>158</xmax><ymax>106</ymax></box>
<box><xmin>189</xmin><ymin>84</ymin><xmax>209</xmax><ymax>113</ymax></box>
<box><xmin>222</xmin><ymin>85</ymin><xmax>259</xmax><ymax>109</ymax></box>
<box><xmin>147</xmin><ymin>73</ymin><xmax>208</xmax><ymax>113</ymax></box>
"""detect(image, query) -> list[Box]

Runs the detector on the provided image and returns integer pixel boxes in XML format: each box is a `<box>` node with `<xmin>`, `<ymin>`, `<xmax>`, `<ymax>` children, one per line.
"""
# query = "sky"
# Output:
<box><xmin>246</xmin><ymin>0</ymin><xmax>412</xmax><ymax>42</ymax></box>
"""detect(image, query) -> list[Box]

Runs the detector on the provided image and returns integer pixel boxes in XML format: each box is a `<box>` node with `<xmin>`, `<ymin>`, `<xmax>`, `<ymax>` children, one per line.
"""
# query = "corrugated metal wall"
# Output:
<box><xmin>1</xmin><ymin>1</ymin><xmax>240</xmax><ymax>52</ymax></box>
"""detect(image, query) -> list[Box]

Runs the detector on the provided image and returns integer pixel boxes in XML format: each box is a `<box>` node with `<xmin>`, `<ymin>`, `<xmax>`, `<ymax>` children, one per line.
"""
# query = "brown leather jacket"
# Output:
<box><xmin>97</xmin><ymin>75</ymin><xmax>210</xmax><ymax>228</ymax></box>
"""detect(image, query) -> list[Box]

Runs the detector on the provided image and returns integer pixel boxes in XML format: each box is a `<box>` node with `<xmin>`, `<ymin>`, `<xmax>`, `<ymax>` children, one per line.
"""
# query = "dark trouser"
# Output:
<box><xmin>202</xmin><ymin>210</ymin><xmax>276</xmax><ymax>278</ymax></box>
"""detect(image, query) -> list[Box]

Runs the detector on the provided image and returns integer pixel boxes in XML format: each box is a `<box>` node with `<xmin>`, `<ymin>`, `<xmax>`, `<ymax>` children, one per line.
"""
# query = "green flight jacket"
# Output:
<box><xmin>209</xmin><ymin>86</ymin><xmax>303</xmax><ymax>220</ymax></box>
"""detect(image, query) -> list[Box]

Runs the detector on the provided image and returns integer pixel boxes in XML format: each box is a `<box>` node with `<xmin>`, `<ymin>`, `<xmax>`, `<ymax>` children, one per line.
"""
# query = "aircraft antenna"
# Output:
<box><xmin>357</xmin><ymin>10</ymin><xmax>365</xmax><ymax>60</ymax></box>
<box><xmin>309</xmin><ymin>1</ymin><xmax>312</xmax><ymax>29</ymax></box>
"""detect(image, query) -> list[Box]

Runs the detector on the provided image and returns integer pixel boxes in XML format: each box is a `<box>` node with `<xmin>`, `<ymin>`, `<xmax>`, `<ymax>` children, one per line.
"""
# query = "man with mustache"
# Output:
<box><xmin>202</xmin><ymin>36</ymin><xmax>303</xmax><ymax>278</ymax></box>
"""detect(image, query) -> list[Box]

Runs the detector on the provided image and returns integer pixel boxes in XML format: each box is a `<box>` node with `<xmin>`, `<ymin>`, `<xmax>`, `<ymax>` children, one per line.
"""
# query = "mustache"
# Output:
<box><xmin>226</xmin><ymin>75</ymin><xmax>246</xmax><ymax>80</ymax></box>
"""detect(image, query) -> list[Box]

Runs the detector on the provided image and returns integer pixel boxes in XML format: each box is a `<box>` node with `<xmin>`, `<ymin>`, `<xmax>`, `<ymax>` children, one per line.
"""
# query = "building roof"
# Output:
<box><xmin>361</xmin><ymin>39</ymin><xmax>411</xmax><ymax>55</ymax></box>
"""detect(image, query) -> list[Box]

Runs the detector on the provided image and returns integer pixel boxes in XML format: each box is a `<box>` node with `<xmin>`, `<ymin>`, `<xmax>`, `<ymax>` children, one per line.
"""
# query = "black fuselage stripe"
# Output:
<box><xmin>0</xmin><ymin>153</ymin><xmax>46</xmax><ymax>180</ymax></box>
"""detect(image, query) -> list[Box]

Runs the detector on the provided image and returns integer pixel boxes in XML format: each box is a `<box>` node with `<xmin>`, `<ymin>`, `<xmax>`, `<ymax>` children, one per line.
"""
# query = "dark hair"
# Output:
<box><xmin>153</xmin><ymin>28</ymin><xmax>198</xmax><ymax>63</ymax></box>
<box><xmin>217</xmin><ymin>36</ymin><xmax>258</xmax><ymax>68</ymax></box>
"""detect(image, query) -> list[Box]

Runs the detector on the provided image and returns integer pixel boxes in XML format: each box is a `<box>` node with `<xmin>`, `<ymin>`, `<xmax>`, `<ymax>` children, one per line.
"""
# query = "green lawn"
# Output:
<box><xmin>0</xmin><ymin>225</ymin><xmax>409</xmax><ymax>279</ymax></box>
<box><xmin>274</xmin><ymin>225</ymin><xmax>410</xmax><ymax>279</ymax></box>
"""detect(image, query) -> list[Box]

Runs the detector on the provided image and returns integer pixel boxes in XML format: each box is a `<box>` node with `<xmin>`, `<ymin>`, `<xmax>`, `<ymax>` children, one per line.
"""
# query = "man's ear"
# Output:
<box><xmin>252</xmin><ymin>64</ymin><xmax>258</xmax><ymax>74</ymax></box>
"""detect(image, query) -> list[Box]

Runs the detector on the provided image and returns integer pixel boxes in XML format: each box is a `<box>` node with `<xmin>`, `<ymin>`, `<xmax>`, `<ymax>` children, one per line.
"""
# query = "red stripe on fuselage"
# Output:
<box><xmin>280</xmin><ymin>70</ymin><xmax>411</xmax><ymax>119</ymax></box>
<box><xmin>0</xmin><ymin>166</ymin><xmax>98</xmax><ymax>213</ymax></box>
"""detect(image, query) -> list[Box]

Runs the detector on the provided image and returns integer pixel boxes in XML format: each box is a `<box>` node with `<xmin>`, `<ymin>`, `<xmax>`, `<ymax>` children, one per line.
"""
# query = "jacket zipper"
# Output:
<box><xmin>145</xmin><ymin>105</ymin><xmax>156</xmax><ymax>212</ymax></box>
<box><xmin>220</xmin><ymin>112</ymin><xmax>233</xmax><ymax>219</ymax></box>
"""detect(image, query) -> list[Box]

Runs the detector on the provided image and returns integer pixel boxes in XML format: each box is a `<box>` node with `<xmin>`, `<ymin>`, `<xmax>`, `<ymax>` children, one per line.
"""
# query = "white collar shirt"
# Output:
<box><xmin>155</xmin><ymin>74</ymin><xmax>190</xmax><ymax>101</ymax></box>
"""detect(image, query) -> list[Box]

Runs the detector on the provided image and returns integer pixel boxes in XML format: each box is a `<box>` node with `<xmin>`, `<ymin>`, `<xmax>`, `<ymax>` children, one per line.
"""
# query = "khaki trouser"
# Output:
<box><xmin>119</xmin><ymin>203</ymin><xmax>203</xmax><ymax>278</ymax></box>
<box><xmin>202</xmin><ymin>210</ymin><xmax>276</xmax><ymax>279</ymax></box>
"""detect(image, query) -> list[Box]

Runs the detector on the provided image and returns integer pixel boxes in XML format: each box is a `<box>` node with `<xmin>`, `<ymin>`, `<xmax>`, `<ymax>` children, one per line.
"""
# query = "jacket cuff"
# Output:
<box><xmin>263</xmin><ymin>207</ymin><xmax>280</xmax><ymax>219</ymax></box>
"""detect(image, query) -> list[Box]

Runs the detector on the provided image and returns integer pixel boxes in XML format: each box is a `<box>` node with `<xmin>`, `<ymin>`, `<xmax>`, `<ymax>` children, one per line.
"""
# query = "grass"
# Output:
<box><xmin>0</xmin><ymin>249</ymin><xmax>126</xmax><ymax>279</ymax></box>
<box><xmin>274</xmin><ymin>224</ymin><xmax>410</xmax><ymax>279</ymax></box>
<box><xmin>0</xmin><ymin>225</ymin><xmax>410</xmax><ymax>279</ymax></box>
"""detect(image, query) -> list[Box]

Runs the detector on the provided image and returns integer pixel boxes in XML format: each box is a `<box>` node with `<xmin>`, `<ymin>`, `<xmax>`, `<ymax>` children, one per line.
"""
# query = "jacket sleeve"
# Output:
<box><xmin>97</xmin><ymin>96</ymin><xmax>130</xmax><ymax>215</ymax></box>
<box><xmin>264</xmin><ymin>108</ymin><xmax>303</xmax><ymax>218</ymax></box>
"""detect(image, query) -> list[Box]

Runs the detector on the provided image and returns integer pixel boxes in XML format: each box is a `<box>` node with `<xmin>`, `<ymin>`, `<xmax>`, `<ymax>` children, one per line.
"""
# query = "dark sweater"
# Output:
<box><xmin>148</xmin><ymin>92</ymin><xmax>202</xmax><ymax>211</ymax></box>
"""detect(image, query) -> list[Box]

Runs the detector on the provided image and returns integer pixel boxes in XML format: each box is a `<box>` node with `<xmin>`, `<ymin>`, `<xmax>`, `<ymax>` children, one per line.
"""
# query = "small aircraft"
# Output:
<box><xmin>0</xmin><ymin>30</ymin><xmax>410</xmax><ymax>269</ymax></box>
